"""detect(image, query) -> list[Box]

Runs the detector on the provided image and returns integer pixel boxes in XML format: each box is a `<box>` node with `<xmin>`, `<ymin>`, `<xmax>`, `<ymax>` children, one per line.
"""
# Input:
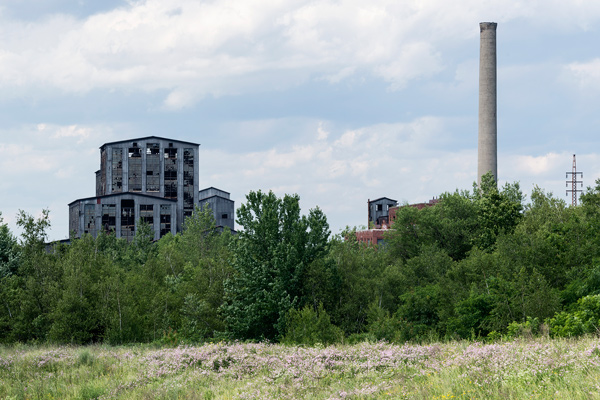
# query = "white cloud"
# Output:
<box><xmin>375</xmin><ymin>42</ymin><xmax>443</xmax><ymax>89</ymax></box>
<box><xmin>0</xmin><ymin>123</ymin><xmax>120</xmax><ymax>239</ymax></box>
<box><xmin>197</xmin><ymin>116</ymin><xmax>474</xmax><ymax>233</ymax></box>
<box><xmin>565</xmin><ymin>58</ymin><xmax>600</xmax><ymax>90</ymax></box>
<box><xmin>4</xmin><ymin>0</ymin><xmax>599</xmax><ymax>107</ymax></box>
<box><xmin>316</xmin><ymin>122</ymin><xmax>329</xmax><ymax>141</ymax></box>
<box><xmin>511</xmin><ymin>153</ymin><xmax>563</xmax><ymax>176</ymax></box>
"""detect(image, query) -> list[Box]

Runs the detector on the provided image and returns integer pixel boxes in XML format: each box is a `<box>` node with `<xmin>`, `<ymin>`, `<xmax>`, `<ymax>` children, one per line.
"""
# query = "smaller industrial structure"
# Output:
<box><xmin>199</xmin><ymin>187</ymin><xmax>235</xmax><ymax>231</ymax></box>
<box><xmin>356</xmin><ymin>197</ymin><xmax>439</xmax><ymax>246</ymax></box>
<box><xmin>68</xmin><ymin>136</ymin><xmax>234</xmax><ymax>241</ymax></box>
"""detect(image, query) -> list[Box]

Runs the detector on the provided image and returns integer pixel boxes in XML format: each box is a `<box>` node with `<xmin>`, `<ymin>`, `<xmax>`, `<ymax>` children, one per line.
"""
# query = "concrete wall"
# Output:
<box><xmin>198</xmin><ymin>191</ymin><xmax>235</xmax><ymax>231</ymax></box>
<box><xmin>69</xmin><ymin>193</ymin><xmax>177</xmax><ymax>241</ymax></box>
<box><xmin>368</xmin><ymin>197</ymin><xmax>398</xmax><ymax>227</ymax></box>
<box><xmin>99</xmin><ymin>137</ymin><xmax>199</xmax><ymax>232</ymax></box>
<box><xmin>478</xmin><ymin>22</ymin><xmax>498</xmax><ymax>184</ymax></box>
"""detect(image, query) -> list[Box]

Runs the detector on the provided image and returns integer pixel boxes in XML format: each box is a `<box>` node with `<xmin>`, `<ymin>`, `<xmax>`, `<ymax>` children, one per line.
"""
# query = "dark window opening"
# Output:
<box><xmin>164</xmin><ymin>148</ymin><xmax>177</xmax><ymax>159</ymax></box>
<box><xmin>84</xmin><ymin>204</ymin><xmax>96</xmax><ymax>236</ymax></box>
<box><xmin>140</xmin><ymin>204</ymin><xmax>154</xmax><ymax>231</ymax></box>
<box><xmin>376</xmin><ymin>204</ymin><xmax>383</xmax><ymax>211</ymax></box>
<box><xmin>111</xmin><ymin>148</ymin><xmax>123</xmax><ymax>192</ymax></box>
<box><xmin>165</xmin><ymin>183</ymin><xmax>177</xmax><ymax>198</ymax></box>
<box><xmin>146</xmin><ymin>144</ymin><xmax>160</xmax><ymax>155</ymax></box>
<box><xmin>160</xmin><ymin>205</ymin><xmax>171</xmax><ymax>237</ymax></box>
<box><xmin>164</xmin><ymin>148</ymin><xmax>177</xmax><ymax>199</ymax></box>
<box><xmin>128</xmin><ymin>146</ymin><xmax>141</xmax><ymax>158</ymax></box>
<box><xmin>102</xmin><ymin>204</ymin><xmax>116</xmax><ymax>233</ymax></box>
<box><xmin>183</xmin><ymin>148</ymin><xmax>194</xmax><ymax>216</ymax></box>
<box><xmin>222</xmin><ymin>213</ymin><xmax>228</xmax><ymax>219</ymax></box>
<box><xmin>128</xmin><ymin>147</ymin><xmax>142</xmax><ymax>191</ymax></box>
<box><xmin>146</xmin><ymin>143</ymin><xmax>160</xmax><ymax>192</ymax></box>
<box><xmin>121</xmin><ymin>199</ymin><xmax>135</xmax><ymax>242</ymax></box>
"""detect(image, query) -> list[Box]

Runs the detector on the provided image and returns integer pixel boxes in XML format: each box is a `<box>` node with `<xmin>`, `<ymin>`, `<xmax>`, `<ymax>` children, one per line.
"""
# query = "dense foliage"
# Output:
<box><xmin>3</xmin><ymin>176</ymin><xmax>600</xmax><ymax>344</ymax></box>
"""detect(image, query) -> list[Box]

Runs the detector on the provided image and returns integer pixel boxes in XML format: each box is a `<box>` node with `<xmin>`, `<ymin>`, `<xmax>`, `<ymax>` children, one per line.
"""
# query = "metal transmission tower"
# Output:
<box><xmin>566</xmin><ymin>154</ymin><xmax>583</xmax><ymax>206</ymax></box>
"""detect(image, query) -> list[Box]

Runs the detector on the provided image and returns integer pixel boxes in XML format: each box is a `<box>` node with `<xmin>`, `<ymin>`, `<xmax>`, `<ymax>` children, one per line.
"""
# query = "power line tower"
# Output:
<box><xmin>566</xmin><ymin>154</ymin><xmax>583</xmax><ymax>206</ymax></box>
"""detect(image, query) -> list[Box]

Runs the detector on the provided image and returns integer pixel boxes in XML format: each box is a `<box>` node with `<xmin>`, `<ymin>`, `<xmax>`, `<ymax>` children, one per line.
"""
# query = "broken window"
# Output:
<box><xmin>111</xmin><ymin>148</ymin><xmax>123</xmax><ymax>193</ymax></box>
<box><xmin>164</xmin><ymin>147</ymin><xmax>178</xmax><ymax>199</ymax></box>
<box><xmin>146</xmin><ymin>143</ymin><xmax>160</xmax><ymax>192</ymax></box>
<box><xmin>128</xmin><ymin>145</ymin><xmax>142</xmax><ymax>192</ymax></box>
<box><xmin>102</xmin><ymin>204</ymin><xmax>116</xmax><ymax>233</ymax></box>
<box><xmin>160</xmin><ymin>205</ymin><xmax>171</xmax><ymax>237</ymax></box>
<box><xmin>121</xmin><ymin>199</ymin><xmax>135</xmax><ymax>242</ymax></box>
<box><xmin>183</xmin><ymin>148</ymin><xmax>194</xmax><ymax>217</ymax></box>
<box><xmin>140</xmin><ymin>204</ymin><xmax>154</xmax><ymax>231</ymax></box>
<box><xmin>84</xmin><ymin>204</ymin><xmax>96</xmax><ymax>236</ymax></box>
<box><xmin>99</xmin><ymin>149</ymin><xmax>107</xmax><ymax>195</ymax></box>
<box><xmin>69</xmin><ymin>203</ymin><xmax>80</xmax><ymax>235</ymax></box>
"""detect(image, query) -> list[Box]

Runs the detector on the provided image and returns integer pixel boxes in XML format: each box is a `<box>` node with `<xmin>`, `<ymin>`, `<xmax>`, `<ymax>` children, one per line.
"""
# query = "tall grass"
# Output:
<box><xmin>1</xmin><ymin>338</ymin><xmax>600</xmax><ymax>399</ymax></box>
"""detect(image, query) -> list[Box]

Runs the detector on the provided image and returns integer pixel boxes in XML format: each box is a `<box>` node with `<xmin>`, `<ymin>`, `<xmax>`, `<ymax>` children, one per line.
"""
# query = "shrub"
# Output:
<box><xmin>506</xmin><ymin>317</ymin><xmax>546</xmax><ymax>339</ymax></box>
<box><xmin>548</xmin><ymin>294</ymin><xmax>600</xmax><ymax>337</ymax></box>
<box><xmin>365</xmin><ymin>302</ymin><xmax>400</xmax><ymax>342</ymax></box>
<box><xmin>283</xmin><ymin>303</ymin><xmax>343</xmax><ymax>346</ymax></box>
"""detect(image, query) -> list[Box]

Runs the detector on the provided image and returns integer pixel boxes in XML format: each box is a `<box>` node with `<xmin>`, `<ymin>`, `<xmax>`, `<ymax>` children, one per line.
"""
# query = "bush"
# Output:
<box><xmin>506</xmin><ymin>317</ymin><xmax>547</xmax><ymax>339</ymax></box>
<box><xmin>365</xmin><ymin>302</ymin><xmax>400</xmax><ymax>342</ymax></box>
<box><xmin>283</xmin><ymin>304</ymin><xmax>343</xmax><ymax>346</ymax></box>
<box><xmin>549</xmin><ymin>294</ymin><xmax>600</xmax><ymax>337</ymax></box>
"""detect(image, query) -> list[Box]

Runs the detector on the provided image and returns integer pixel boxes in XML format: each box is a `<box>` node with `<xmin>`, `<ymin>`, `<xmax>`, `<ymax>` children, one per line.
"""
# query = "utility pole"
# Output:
<box><xmin>566</xmin><ymin>154</ymin><xmax>583</xmax><ymax>206</ymax></box>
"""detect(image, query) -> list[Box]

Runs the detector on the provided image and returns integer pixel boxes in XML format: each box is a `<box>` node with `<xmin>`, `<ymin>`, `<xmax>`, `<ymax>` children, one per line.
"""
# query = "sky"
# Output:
<box><xmin>1</xmin><ymin>0</ymin><xmax>600</xmax><ymax>241</ymax></box>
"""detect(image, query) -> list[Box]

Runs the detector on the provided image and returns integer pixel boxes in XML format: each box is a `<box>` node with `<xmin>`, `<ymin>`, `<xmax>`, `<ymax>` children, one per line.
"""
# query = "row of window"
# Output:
<box><xmin>82</xmin><ymin>202</ymin><xmax>173</xmax><ymax>240</ymax></box>
<box><xmin>108</xmin><ymin>144</ymin><xmax>195</xmax><ymax>198</ymax></box>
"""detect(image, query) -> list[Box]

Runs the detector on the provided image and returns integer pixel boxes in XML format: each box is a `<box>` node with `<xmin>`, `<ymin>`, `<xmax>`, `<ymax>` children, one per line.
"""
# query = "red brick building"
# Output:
<box><xmin>355</xmin><ymin>197</ymin><xmax>439</xmax><ymax>246</ymax></box>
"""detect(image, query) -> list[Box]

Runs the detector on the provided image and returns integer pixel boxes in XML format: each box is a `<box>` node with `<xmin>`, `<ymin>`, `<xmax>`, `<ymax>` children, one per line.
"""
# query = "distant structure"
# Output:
<box><xmin>355</xmin><ymin>197</ymin><xmax>439</xmax><ymax>246</ymax></box>
<box><xmin>367</xmin><ymin>197</ymin><xmax>398</xmax><ymax>228</ymax></box>
<box><xmin>69</xmin><ymin>136</ymin><xmax>234</xmax><ymax>241</ymax></box>
<box><xmin>478</xmin><ymin>22</ymin><xmax>498</xmax><ymax>185</ymax></box>
<box><xmin>566</xmin><ymin>154</ymin><xmax>583</xmax><ymax>206</ymax></box>
<box><xmin>199</xmin><ymin>187</ymin><xmax>235</xmax><ymax>231</ymax></box>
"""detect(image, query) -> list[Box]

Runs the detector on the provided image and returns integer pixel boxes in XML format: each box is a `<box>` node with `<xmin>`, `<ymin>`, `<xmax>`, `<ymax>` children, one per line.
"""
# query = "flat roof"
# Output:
<box><xmin>69</xmin><ymin>192</ymin><xmax>178</xmax><ymax>206</ymax></box>
<box><xmin>100</xmin><ymin>136</ymin><xmax>200</xmax><ymax>149</ymax></box>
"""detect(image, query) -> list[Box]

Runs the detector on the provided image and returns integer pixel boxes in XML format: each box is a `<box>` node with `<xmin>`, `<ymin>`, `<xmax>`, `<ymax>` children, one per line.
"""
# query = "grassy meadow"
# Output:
<box><xmin>2</xmin><ymin>338</ymin><xmax>600</xmax><ymax>399</ymax></box>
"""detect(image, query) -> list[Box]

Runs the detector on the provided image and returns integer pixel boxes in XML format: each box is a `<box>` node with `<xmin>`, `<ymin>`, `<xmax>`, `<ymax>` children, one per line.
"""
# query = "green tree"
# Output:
<box><xmin>50</xmin><ymin>234</ymin><xmax>103</xmax><ymax>343</ymax></box>
<box><xmin>472</xmin><ymin>173</ymin><xmax>523</xmax><ymax>251</ymax></box>
<box><xmin>387</xmin><ymin>191</ymin><xmax>478</xmax><ymax>262</ymax></box>
<box><xmin>0</xmin><ymin>214</ymin><xmax>20</xmax><ymax>341</ymax></box>
<box><xmin>11</xmin><ymin>209</ymin><xmax>60</xmax><ymax>341</ymax></box>
<box><xmin>283</xmin><ymin>303</ymin><xmax>343</xmax><ymax>345</ymax></box>
<box><xmin>322</xmin><ymin>231</ymin><xmax>389</xmax><ymax>336</ymax></box>
<box><xmin>222</xmin><ymin>190</ymin><xmax>330</xmax><ymax>341</ymax></box>
<box><xmin>0</xmin><ymin>213</ymin><xmax>19</xmax><ymax>278</ymax></box>
<box><xmin>178</xmin><ymin>206</ymin><xmax>233</xmax><ymax>341</ymax></box>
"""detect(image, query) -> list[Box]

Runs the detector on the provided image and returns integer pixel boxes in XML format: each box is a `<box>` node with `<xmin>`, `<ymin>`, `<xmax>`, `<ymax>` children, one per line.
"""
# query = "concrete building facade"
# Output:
<box><xmin>69</xmin><ymin>136</ymin><xmax>234</xmax><ymax>241</ymax></box>
<box><xmin>367</xmin><ymin>197</ymin><xmax>398</xmax><ymax>228</ymax></box>
<box><xmin>199</xmin><ymin>187</ymin><xmax>235</xmax><ymax>231</ymax></box>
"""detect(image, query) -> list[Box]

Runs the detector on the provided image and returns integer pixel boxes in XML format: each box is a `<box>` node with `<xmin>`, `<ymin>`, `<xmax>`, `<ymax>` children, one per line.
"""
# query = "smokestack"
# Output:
<box><xmin>477</xmin><ymin>22</ymin><xmax>497</xmax><ymax>185</ymax></box>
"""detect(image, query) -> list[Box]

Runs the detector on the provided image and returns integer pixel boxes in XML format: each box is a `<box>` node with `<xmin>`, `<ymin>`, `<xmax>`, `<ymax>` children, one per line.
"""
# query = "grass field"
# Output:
<box><xmin>2</xmin><ymin>338</ymin><xmax>600</xmax><ymax>399</ymax></box>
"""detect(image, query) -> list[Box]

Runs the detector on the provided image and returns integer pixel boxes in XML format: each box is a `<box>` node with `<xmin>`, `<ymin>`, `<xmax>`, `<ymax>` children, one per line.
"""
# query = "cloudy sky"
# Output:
<box><xmin>1</xmin><ymin>0</ymin><xmax>600</xmax><ymax>241</ymax></box>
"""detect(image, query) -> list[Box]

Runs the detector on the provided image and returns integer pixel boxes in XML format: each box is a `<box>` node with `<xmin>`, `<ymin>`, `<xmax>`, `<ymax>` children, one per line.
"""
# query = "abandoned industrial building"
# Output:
<box><xmin>356</xmin><ymin>197</ymin><xmax>439</xmax><ymax>246</ymax></box>
<box><xmin>68</xmin><ymin>136</ymin><xmax>234</xmax><ymax>241</ymax></box>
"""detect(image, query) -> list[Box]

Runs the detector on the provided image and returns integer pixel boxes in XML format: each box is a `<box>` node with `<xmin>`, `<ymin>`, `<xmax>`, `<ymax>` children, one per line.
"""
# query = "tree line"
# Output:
<box><xmin>2</xmin><ymin>173</ymin><xmax>600</xmax><ymax>345</ymax></box>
